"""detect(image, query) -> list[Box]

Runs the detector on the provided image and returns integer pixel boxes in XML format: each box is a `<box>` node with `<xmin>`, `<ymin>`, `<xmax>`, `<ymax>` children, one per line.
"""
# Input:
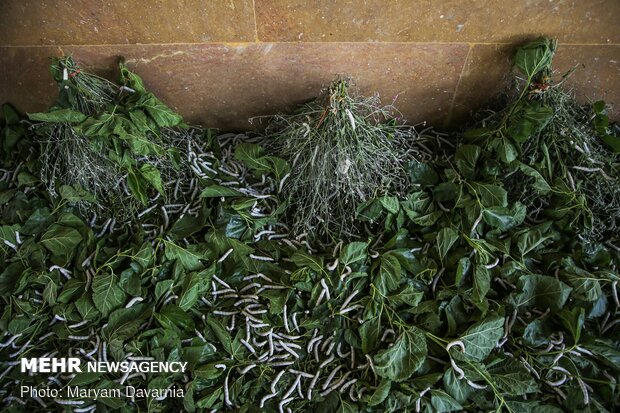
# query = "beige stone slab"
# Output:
<box><xmin>0</xmin><ymin>0</ymin><xmax>256</xmax><ymax>45</ymax></box>
<box><xmin>256</xmin><ymin>0</ymin><xmax>620</xmax><ymax>44</ymax></box>
<box><xmin>450</xmin><ymin>43</ymin><xmax>620</xmax><ymax>126</ymax></box>
<box><xmin>554</xmin><ymin>44</ymin><xmax>620</xmax><ymax>121</ymax></box>
<box><xmin>0</xmin><ymin>43</ymin><xmax>469</xmax><ymax>130</ymax></box>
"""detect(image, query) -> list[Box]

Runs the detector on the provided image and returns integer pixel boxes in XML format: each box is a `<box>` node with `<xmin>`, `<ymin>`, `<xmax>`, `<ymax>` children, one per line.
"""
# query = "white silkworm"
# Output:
<box><xmin>281</xmin><ymin>239</ymin><xmax>297</xmax><ymax>249</ymax></box>
<box><xmin>340</xmin><ymin>378</ymin><xmax>357</xmax><ymax>393</ymax></box>
<box><xmin>572</xmin><ymin>166</ymin><xmax>601</xmax><ymax>172</ymax></box>
<box><xmin>345</xmin><ymin>109</ymin><xmax>356</xmax><ymax>130</ymax></box>
<box><xmin>278</xmin><ymin>341</ymin><xmax>300</xmax><ymax>358</ymax></box>
<box><xmin>212</xmin><ymin>288</ymin><xmax>236</xmax><ymax>296</ymax></box>
<box><xmin>212</xmin><ymin>275</ymin><xmax>231</xmax><ymax>288</ymax></box>
<box><xmin>238</xmin><ymin>364</ymin><xmax>257</xmax><ymax>375</ymax></box>
<box><xmin>68</xmin><ymin>335</ymin><xmax>89</xmax><ymax>341</ymax></box>
<box><xmin>54</xmin><ymin>399</ymin><xmax>84</xmax><ymax>405</ymax></box>
<box><xmin>0</xmin><ymin>364</ymin><xmax>15</xmax><ymax>380</ymax></box>
<box><xmin>250</xmin><ymin>253</ymin><xmax>275</xmax><ymax>262</ymax></box>
<box><xmin>466</xmin><ymin>380</ymin><xmax>487</xmax><ymax>389</ymax></box>
<box><xmin>160</xmin><ymin>206</ymin><xmax>169</xmax><ymax>229</ymax></box>
<box><xmin>340</xmin><ymin>266</ymin><xmax>352</xmax><ymax>279</ymax></box>
<box><xmin>241</xmin><ymin>283</ymin><xmax>261</xmax><ymax>292</ymax></box>
<box><xmin>316</xmin><ymin>289</ymin><xmax>326</xmax><ymax>306</ymax></box>
<box><xmin>446</xmin><ymin>340</ymin><xmax>465</xmax><ymax>352</ymax></box>
<box><xmin>577</xmin><ymin>377</ymin><xmax>589</xmax><ymax>405</ymax></box>
<box><xmin>163</xmin><ymin>294</ymin><xmax>178</xmax><ymax>305</ymax></box>
<box><xmin>325</xmin><ymin>341</ymin><xmax>335</xmax><ymax>355</ymax></box>
<box><xmin>52</xmin><ymin>314</ymin><xmax>66</xmax><ymax>322</ymax></box>
<box><xmin>321</xmin><ymin>336</ymin><xmax>334</xmax><ymax>352</ymax></box>
<box><xmin>381</xmin><ymin>329</ymin><xmax>395</xmax><ymax>342</ymax></box>
<box><xmin>235</xmin><ymin>298</ymin><xmax>258</xmax><ymax>307</ymax></box>
<box><xmin>215</xmin><ymin>364</ymin><xmax>227</xmax><ymax>370</ymax></box>
<box><xmin>257</xmin><ymin>285</ymin><xmax>287</xmax><ymax>294</ymax></box>
<box><xmin>278</xmin><ymin>173</ymin><xmax>290</xmax><ymax>193</ymax></box>
<box><xmin>244</xmin><ymin>273</ymin><xmax>273</xmax><ymax>282</ymax></box>
<box><xmin>49</xmin><ymin>265</ymin><xmax>72</xmax><ymax>278</ymax></box>
<box><xmin>301</xmin><ymin>240</ymin><xmax>316</xmax><ymax>254</ymax></box>
<box><xmin>341</xmin><ymin>290</ymin><xmax>359</xmax><ymax>310</ymax></box>
<box><xmin>218</xmin><ymin>248</ymin><xmax>234</xmax><ymax>263</ymax></box>
<box><xmin>471</xmin><ymin>211</ymin><xmax>484</xmax><ymax>237</ymax></box>
<box><xmin>484</xmin><ymin>257</ymin><xmax>500</xmax><ymax>269</ymax></box>
<box><xmin>279</xmin><ymin>397</ymin><xmax>294</xmax><ymax>413</ymax></box>
<box><xmin>127</xmin><ymin>356</ymin><xmax>154</xmax><ymax>361</ymax></box>
<box><xmin>14</xmin><ymin>232</ymin><xmax>21</xmax><ymax>245</ymax></box>
<box><xmin>101</xmin><ymin>341</ymin><xmax>108</xmax><ymax>362</ymax></box>
<box><xmin>269</xmin><ymin>354</ymin><xmax>292</xmax><ymax>362</ymax></box>
<box><xmin>283</xmin><ymin>374</ymin><xmax>302</xmax><ymax>399</ymax></box>
<box><xmin>333</xmin><ymin>241</ymin><xmax>344</xmax><ymax>258</ymax></box>
<box><xmin>307</xmin><ymin>370</ymin><xmax>321</xmax><ymax>400</ymax></box>
<box><xmin>266</xmin><ymin>331</ymin><xmax>275</xmax><ymax>356</ymax></box>
<box><xmin>125</xmin><ymin>297</ymin><xmax>144</xmax><ymax>308</ymax></box>
<box><xmin>575</xmin><ymin>346</ymin><xmax>594</xmax><ymax>356</ymax></box>
<box><xmin>226</xmin><ymin>315</ymin><xmax>236</xmax><ymax>331</ymax></box>
<box><xmin>450</xmin><ymin>358</ymin><xmax>465</xmax><ymax>380</ymax></box>
<box><xmin>336</xmin><ymin>342</ymin><xmax>350</xmax><ymax>358</ymax></box>
<box><xmin>268</xmin><ymin>233</ymin><xmax>287</xmax><ymax>240</ymax></box>
<box><xmin>260</xmin><ymin>392</ymin><xmax>277</xmax><ymax>408</ymax></box>
<box><xmin>137</xmin><ymin>205</ymin><xmax>157</xmax><ymax>218</ymax></box>
<box><xmin>240</xmin><ymin>339</ymin><xmax>256</xmax><ymax>354</ymax></box>
<box><xmin>546</xmin><ymin>376</ymin><xmax>567</xmax><ymax>387</ymax></box>
<box><xmin>271</xmin><ymin>370</ymin><xmax>286</xmax><ymax>393</ymax></box>
<box><xmin>612</xmin><ymin>281</ymin><xmax>619</xmax><ymax>308</ymax></box>
<box><xmin>415</xmin><ymin>387</ymin><xmax>431</xmax><ymax>413</ymax></box>
<box><xmin>291</xmin><ymin>312</ymin><xmax>300</xmax><ymax>332</ymax></box>
<box><xmin>224</xmin><ymin>374</ymin><xmax>232</xmax><ymax>406</ymax></box>
<box><xmin>319</xmin><ymin>355</ymin><xmax>335</xmax><ymax>369</ymax></box>
<box><xmin>320</xmin><ymin>279</ymin><xmax>330</xmax><ymax>300</ymax></box>
<box><xmin>339</xmin><ymin>305</ymin><xmax>364</xmax><ymax>314</ymax></box>
<box><xmin>9</xmin><ymin>339</ymin><xmax>31</xmax><ymax>358</ymax></box>
<box><xmin>326</xmin><ymin>259</ymin><xmax>339</xmax><ymax>271</ymax></box>
<box><xmin>324</xmin><ymin>371</ymin><xmax>352</xmax><ymax>394</ymax></box>
<box><xmin>349</xmin><ymin>384</ymin><xmax>358</xmax><ymax>402</ymax></box>
<box><xmin>567</xmin><ymin>171</ymin><xmax>576</xmax><ymax>191</ymax></box>
<box><xmin>68</xmin><ymin>320</ymin><xmax>88</xmax><ymax>329</ymax></box>
<box><xmin>307</xmin><ymin>335</ymin><xmax>323</xmax><ymax>353</ymax></box>
<box><xmin>322</xmin><ymin>365</ymin><xmax>342</xmax><ymax>390</ymax></box>
<box><xmin>213</xmin><ymin>310</ymin><xmax>238</xmax><ymax>316</ymax></box>
<box><xmin>288</xmin><ymin>369</ymin><xmax>314</xmax><ymax>379</ymax></box>
<box><xmin>551</xmin><ymin>366</ymin><xmax>571</xmax><ymax>376</ymax></box>
<box><xmin>255</xmin><ymin>230</ymin><xmax>276</xmax><ymax>240</ymax></box>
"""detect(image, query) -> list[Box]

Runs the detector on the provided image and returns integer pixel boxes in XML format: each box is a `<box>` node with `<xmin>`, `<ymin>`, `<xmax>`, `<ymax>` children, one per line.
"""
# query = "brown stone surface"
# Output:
<box><xmin>256</xmin><ymin>0</ymin><xmax>620</xmax><ymax>44</ymax></box>
<box><xmin>0</xmin><ymin>43</ymin><xmax>469</xmax><ymax>130</ymax></box>
<box><xmin>0</xmin><ymin>0</ymin><xmax>256</xmax><ymax>45</ymax></box>
<box><xmin>553</xmin><ymin>45</ymin><xmax>620</xmax><ymax>121</ymax></box>
<box><xmin>450</xmin><ymin>43</ymin><xmax>620</xmax><ymax>126</ymax></box>
<box><xmin>448</xmin><ymin>44</ymin><xmax>514</xmax><ymax>126</ymax></box>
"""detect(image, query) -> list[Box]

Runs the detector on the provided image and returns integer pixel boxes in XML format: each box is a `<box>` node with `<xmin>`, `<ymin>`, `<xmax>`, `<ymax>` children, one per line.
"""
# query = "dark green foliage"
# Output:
<box><xmin>260</xmin><ymin>78</ymin><xmax>430</xmax><ymax>241</ymax></box>
<box><xmin>0</xmin><ymin>40</ymin><xmax>619</xmax><ymax>413</ymax></box>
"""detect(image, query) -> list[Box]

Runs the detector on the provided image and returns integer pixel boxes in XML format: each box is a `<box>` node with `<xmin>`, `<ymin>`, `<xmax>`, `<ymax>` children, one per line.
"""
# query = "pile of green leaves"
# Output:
<box><xmin>261</xmin><ymin>79</ymin><xmax>431</xmax><ymax>241</ymax></box>
<box><xmin>464</xmin><ymin>38</ymin><xmax>620</xmax><ymax>244</ymax></box>
<box><xmin>0</xmin><ymin>40</ymin><xmax>619</xmax><ymax>413</ymax></box>
<box><xmin>29</xmin><ymin>56</ymin><xmax>187</xmax><ymax>221</ymax></box>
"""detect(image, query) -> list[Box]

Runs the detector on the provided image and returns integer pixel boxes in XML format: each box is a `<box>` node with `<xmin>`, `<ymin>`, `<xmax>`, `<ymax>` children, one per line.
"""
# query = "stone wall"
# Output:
<box><xmin>1</xmin><ymin>0</ymin><xmax>619</xmax><ymax>130</ymax></box>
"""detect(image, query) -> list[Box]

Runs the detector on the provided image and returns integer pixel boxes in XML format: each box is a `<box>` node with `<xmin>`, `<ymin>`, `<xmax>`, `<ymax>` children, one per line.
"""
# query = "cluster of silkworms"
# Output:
<box><xmin>204</xmin><ymin>265</ymin><xmax>378</xmax><ymax>412</ymax></box>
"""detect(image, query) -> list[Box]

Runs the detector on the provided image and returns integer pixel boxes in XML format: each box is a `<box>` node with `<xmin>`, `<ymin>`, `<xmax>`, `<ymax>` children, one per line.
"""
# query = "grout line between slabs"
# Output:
<box><xmin>251</xmin><ymin>0</ymin><xmax>260</xmax><ymax>42</ymax></box>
